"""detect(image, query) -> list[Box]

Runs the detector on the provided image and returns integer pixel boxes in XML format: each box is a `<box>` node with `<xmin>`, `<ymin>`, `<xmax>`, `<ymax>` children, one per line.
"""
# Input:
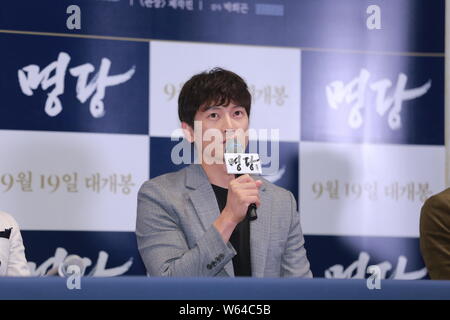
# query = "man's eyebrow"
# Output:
<box><xmin>201</xmin><ymin>104</ymin><xmax>244</xmax><ymax>112</ymax></box>
<box><xmin>201</xmin><ymin>106</ymin><xmax>221</xmax><ymax>112</ymax></box>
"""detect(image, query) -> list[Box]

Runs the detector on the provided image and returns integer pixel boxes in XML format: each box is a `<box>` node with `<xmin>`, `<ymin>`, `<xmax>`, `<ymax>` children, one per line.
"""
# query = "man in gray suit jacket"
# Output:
<box><xmin>136</xmin><ymin>68</ymin><xmax>312</xmax><ymax>277</ymax></box>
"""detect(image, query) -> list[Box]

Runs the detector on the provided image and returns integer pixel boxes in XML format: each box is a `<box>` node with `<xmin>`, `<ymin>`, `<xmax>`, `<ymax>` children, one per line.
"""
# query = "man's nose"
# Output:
<box><xmin>221</xmin><ymin>113</ymin><xmax>234</xmax><ymax>130</ymax></box>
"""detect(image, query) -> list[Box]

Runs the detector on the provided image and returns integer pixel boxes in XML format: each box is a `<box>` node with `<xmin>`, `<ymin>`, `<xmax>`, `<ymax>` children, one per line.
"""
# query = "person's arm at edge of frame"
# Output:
<box><xmin>6</xmin><ymin>215</ymin><xmax>31</xmax><ymax>277</ymax></box>
<box><xmin>420</xmin><ymin>192</ymin><xmax>450</xmax><ymax>280</ymax></box>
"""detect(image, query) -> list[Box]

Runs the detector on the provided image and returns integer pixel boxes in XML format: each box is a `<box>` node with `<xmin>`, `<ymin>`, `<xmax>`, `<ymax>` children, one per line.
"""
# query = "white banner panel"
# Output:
<box><xmin>150</xmin><ymin>40</ymin><xmax>300</xmax><ymax>141</ymax></box>
<box><xmin>300</xmin><ymin>141</ymin><xmax>445</xmax><ymax>237</ymax></box>
<box><xmin>0</xmin><ymin>130</ymin><xmax>149</xmax><ymax>231</ymax></box>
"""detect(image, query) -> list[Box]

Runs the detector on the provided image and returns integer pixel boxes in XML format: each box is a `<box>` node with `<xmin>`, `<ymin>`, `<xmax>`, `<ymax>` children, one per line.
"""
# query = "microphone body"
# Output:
<box><xmin>225</xmin><ymin>139</ymin><xmax>261</xmax><ymax>222</ymax></box>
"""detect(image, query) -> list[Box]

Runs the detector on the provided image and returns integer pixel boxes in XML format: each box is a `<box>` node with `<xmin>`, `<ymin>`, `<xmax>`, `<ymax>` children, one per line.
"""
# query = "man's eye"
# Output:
<box><xmin>234</xmin><ymin>111</ymin><xmax>243</xmax><ymax>116</ymax></box>
<box><xmin>209</xmin><ymin>113</ymin><xmax>218</xmax><ymax>119</ymax></box>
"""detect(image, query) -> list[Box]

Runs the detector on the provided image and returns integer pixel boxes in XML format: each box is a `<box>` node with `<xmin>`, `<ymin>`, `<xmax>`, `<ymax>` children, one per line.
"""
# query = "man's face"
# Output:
<box><xmin>184</xmin><ymin>101</ymin><xmax>249</xmax><ymax>165</ymax></box>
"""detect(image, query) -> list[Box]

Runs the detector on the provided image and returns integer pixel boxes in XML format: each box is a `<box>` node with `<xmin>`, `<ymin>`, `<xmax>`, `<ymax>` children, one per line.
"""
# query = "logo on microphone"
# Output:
<box><xmin>224</xmin><ymin>140</ymin><xmax>262</xmax><ymax>175</ymax></box>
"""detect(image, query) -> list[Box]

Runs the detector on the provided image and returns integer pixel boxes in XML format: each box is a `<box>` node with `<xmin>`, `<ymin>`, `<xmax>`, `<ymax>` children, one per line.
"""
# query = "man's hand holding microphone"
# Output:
<box><xmin>213</xmin><ymin>174</ymin><xmax>262</xmax><ymax>243</ymax></box>
<box><xmin>213</xmin><ymin>138</ymin><xmax>262</xmax><ymax>243</ymax></box>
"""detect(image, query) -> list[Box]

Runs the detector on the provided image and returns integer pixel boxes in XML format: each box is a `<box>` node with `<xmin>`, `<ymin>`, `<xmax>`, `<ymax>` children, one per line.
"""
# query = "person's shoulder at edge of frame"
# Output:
<box><xmin>422</xmin><ymin>187</ymin><xmax>450</xmax><ymax>214</ymax></box>
<box><xmin>0</xmin><ymin>210</ymin><xmax>18</xmax><ymax>227</ymax></box>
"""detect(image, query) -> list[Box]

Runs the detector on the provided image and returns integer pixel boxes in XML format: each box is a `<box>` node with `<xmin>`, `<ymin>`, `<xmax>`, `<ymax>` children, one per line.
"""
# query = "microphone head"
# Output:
<box><xmin>225</xmin><ymin>139</ymin><xmax>245</xmax><ymax>153</ymax></box>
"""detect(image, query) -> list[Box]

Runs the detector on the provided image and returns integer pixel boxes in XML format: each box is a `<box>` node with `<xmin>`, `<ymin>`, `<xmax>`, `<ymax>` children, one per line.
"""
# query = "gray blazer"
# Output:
<box><xmin>136</xmin><ymin>164</ymin><xmax>312</xmax><ymax>278</ymax></box>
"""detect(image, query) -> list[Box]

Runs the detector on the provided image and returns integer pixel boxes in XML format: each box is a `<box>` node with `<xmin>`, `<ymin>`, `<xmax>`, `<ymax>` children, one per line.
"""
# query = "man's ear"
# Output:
<box><xmin>181</xmin><ymin>122</ymin><xmax>194</xmax><ymax>143</ymax></box>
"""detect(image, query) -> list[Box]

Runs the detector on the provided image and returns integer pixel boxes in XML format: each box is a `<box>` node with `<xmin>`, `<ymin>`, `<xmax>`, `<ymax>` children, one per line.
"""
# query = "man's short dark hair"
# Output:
<box><xmin>178</xmin><ymin>68</ymin><xmax>251</xmax><ymax>128</ymax></box>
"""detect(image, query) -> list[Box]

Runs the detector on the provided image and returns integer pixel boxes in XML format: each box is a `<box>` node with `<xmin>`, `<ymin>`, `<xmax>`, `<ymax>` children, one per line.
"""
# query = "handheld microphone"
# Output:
<box><xmin>224</xmin><ymin>139</ymin><xmax>261</xmax><ymax>221</ymax></box>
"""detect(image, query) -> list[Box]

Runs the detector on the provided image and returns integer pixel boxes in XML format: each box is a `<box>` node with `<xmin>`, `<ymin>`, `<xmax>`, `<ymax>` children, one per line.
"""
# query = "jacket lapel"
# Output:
<box><xmin>249</xmin><ymin>180</ymin><xmax>271</xmax><ymax>277</ymax></box>
<box><xmin>185</xmin><ymin>164</ymin><xmax>235</xmax><ymax>277</ymax></box>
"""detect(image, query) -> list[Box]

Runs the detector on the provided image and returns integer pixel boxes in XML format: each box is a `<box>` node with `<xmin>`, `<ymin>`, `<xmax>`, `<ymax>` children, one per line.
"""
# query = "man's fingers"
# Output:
<box><xmin>246</xmin><ymin>196</ymin><xmax>261</xmax><ymax>208</ymax></box>
<box><xmin>235</xmin><ymin>174</ymin><xmax>253</xmax><ymax>183</ymax></box>
<box><xmin>233</xmin><ymin>182</ymin><xmax>261</xmax><ymax>190</ymax></box>
<box><xmin>240</xmin><ymin>195</ymin><xmax>260</xmax><ymax>206</ymax></box>
<box><xmin>241</xmin><ymin>190</ymin><xmax>260</xmax><ymax>197</ymax></box>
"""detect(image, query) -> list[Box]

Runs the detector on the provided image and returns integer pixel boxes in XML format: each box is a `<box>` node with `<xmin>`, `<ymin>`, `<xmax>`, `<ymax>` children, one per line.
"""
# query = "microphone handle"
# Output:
<box><xmin>235</xmin><ymin>174</ymin><xmax>258</xmax><ymax>221</ymax></box>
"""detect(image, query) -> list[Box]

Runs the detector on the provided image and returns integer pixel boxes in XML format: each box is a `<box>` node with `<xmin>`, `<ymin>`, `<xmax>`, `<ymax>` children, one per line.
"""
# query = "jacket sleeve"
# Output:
<box><xmin>136</xmin><ymin>180</ymin><xmax>236</xmax><ymax>277</ymax></box>
<box><xmin>420</xmin><ymin>192</ymin><xmax>450</xmax><ymax>280</ymax></box>
<box><xmin>280</xmin><ymin>192</ymin><xmax>313</xmax><ymax>278</ymax></box>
